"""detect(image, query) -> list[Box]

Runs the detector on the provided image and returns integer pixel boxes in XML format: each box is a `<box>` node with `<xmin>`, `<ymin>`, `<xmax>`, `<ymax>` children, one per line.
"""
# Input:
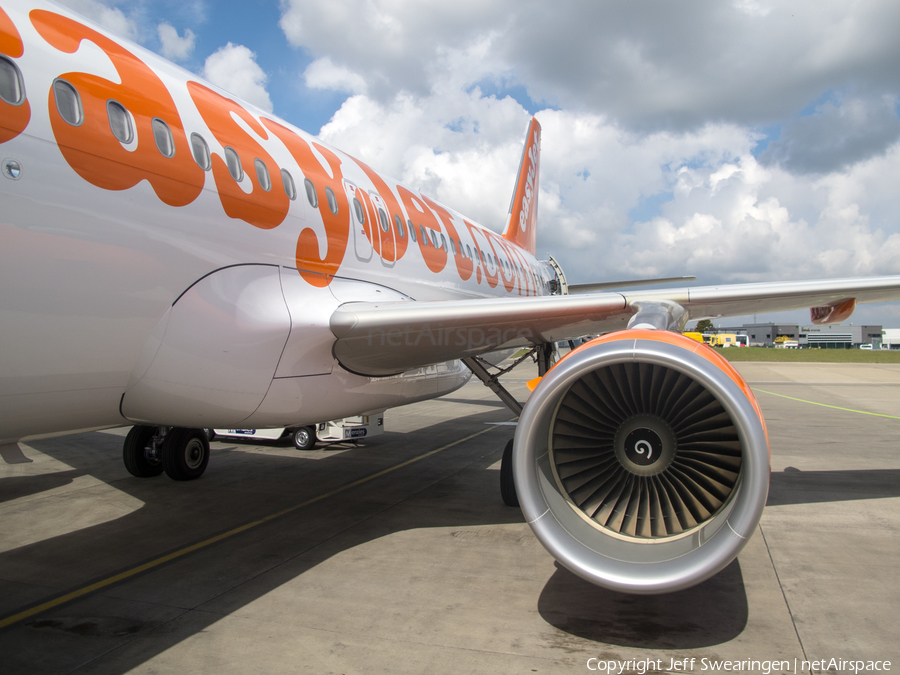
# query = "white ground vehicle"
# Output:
<box><xmin>212</xmin><ymin>413</ymin><xmax>385</xmax><ymax>450</ymax></box>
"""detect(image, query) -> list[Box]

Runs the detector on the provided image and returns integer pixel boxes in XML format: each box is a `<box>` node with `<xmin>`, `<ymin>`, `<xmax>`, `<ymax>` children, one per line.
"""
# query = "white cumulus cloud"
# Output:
<box><xmin>157</xmin><ymin>22</ymin><xmax>196</xmax><ymax>61</ymax></box>
<box><xmin>284</xmin><ymin>0</ymin><xmax>900</xmax><ymax>300</ymax></box>
<box><xmin>304</xmin><ymin>57</ymin><xmax>368</xmax><ymax>94</ymax></box>
<box><xmin>202</xmin><ymin>43</ymin><xmax>273</xmax><ymax>113</ymax></box>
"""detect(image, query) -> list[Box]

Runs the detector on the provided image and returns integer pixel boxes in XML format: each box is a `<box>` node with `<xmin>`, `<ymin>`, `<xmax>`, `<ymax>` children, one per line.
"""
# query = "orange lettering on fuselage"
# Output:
<box><xmin>422</xmin><ymin>196</ymin><xmax>473</xmax><ymax>282</ymax></box>
<box><xmin>0</xmin><ymin>7</ymin><xmax>30</xmax><ymax>144</ymax></box>
<box><xmin>483</xmin><ymin>230</ymin><xmax>518</xmax><ymax>294</ymax></box>
<box><xmin>187</xmin><ymin>82</ymin><xmax>287</xmax><ymax>230</ymax></box>
<box><xmin>397</xmin><ymin>186</ymin><xmax>447</xmax><ymax>274</ymax></box>
<box><xmin>465</xmin><ymin>220</ymin><xmax>498</xmax><ymax>289</ymax></box>
<box><xmin>351</xmin><ymin>158</ymin><xmax>409</xmax><ymax>262</ymax></box>
<box><xmin>262</xmin><ymin>118</ymin><xmax>350</xmax><ymax>286</ymax></box>
<box><xmin>31</xmin><ymin>10</ymin><xmax>203</xmax><ymax>206</ymax></box>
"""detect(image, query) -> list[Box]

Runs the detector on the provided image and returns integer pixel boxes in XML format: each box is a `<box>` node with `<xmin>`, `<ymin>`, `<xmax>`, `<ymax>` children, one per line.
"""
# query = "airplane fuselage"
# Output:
<box><xmin>0</xmin><ymin>0</ymin><xmax>549</xmax><ymax>443</ymax></box>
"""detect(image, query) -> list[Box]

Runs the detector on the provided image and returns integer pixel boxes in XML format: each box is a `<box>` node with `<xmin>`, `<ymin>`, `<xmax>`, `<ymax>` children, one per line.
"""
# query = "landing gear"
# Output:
<box><xmin>123</xmin><ymin>426</ymin><xmax>210</xmax><ymax>480</ymax></box>
<box><xmin>123</xmin><ymin>425</ymin><xmax>164</xmax><ymax>477</ymax></box>
<box><xmin>500</xmin><ymin>439</ymin><xmax>518</xmax><ymax>507</ymax></box>
<box><xmin>292</xmin><ymin>426</ymin><xmax>317</xmax><ymax>451</ymax></box>
<box><xmin>161</xmin><ymin>428</ymin><xmax>210</xmax><ymax>480</ymax></box>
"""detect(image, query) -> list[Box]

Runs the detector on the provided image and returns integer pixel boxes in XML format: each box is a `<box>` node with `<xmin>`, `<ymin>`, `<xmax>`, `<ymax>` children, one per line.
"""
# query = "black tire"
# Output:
<box><xmin>161</xmin><ymin>428</ymin><xmax>210</xmax><ymax>481</ymax></box>
<box><xmin>123</xmin><ymin>425</ymin><xmax>164</xmax><ymax>477</ymax></box>
<box><xmin>292</xmin><ymin>426</ymin><xmax>317</xmax><ymax>451</ymax></box>
<box><xmin>500</xmin><ymin>439</ymin><xmax>519</xmax><ymax>507</ymax></box>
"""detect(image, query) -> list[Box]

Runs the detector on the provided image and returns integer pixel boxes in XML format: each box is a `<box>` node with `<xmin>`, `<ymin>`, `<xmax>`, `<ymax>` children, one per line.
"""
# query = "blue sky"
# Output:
<box><xmin>56</xmin><ymin>0</ymin><xmax>900</xmax><ymax>326</ymax></box>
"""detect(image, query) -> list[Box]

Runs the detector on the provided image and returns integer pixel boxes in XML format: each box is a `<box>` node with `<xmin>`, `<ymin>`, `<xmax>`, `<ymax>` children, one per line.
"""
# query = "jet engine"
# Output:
<box><xmin>514</xmin><ymin>330</ymin><xmax>770</xmax><ymax>594</ymax></box>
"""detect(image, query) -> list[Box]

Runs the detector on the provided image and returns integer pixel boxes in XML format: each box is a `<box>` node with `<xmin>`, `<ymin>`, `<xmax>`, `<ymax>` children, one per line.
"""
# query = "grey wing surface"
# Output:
<box><xmin>330</xmin><ymin>276</ymin><xmax>900</xmax><ymax>376</ymax></box>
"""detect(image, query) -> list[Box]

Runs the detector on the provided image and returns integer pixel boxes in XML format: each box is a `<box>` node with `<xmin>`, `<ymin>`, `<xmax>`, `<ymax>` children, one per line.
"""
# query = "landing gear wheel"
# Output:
<box><xmin>123</xmin><ymin>425</ymin><xmax>163</xmax><ymax>477</ymax></box>
<box><xmin>292</xmin><ymin>426</ymin><xmax>317</xmax><ymax>451</ymax></box>
<box><xmin>161</xmin><ymin>428</ymin><xmax>210</xmax><ymax>481</ymax></box>
<box><xmin>500</xmin><ymin>439</ymin><xmax>519</xmax><ymax>507</ymax></box>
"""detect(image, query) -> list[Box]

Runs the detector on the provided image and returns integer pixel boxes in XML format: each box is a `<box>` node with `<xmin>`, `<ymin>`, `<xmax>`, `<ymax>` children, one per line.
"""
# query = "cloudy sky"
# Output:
<box><xmin>56</xmin><ymin>0</ymin><xmax>900</xmax><ymax>326</ymax></box>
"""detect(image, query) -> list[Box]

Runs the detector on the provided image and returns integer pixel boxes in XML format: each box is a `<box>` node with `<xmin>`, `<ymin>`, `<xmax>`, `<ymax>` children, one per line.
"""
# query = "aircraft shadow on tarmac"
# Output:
<box><xmin>2</xmin><ymin>416</ymin><xmax>900</xmax><ymax>671</ymax></box>
<box><xmin>538</xmin><ymin>560</ymin><xmax>747</xmax><ymax>650</ymax></box>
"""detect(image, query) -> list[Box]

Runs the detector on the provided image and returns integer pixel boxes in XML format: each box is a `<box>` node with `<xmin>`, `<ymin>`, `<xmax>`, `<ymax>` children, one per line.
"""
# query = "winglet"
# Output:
<box><xmin>502</xmin><ymin>117</ymin><xmax>541</xmax><ymax>255</ymax></box>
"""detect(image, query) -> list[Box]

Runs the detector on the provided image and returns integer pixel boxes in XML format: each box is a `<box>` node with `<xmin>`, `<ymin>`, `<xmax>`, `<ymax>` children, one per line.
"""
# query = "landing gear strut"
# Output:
<box><xmin>463</xmin><ymin>343</ymin><xmax>556</xmax><ymax>507</ymax></box>
<box><xmin>123</xmin><ymin>426</ymin><xmax>210</xmax><ymax>481</ymax></box>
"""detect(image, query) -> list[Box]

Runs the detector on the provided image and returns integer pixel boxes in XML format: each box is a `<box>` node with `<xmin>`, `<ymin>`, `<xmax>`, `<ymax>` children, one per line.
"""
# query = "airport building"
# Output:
<box><xmin>881</xmin><ymin>328</ymin><xmax>900</xmax><ymax>349</ymax></box>
<box><xmin>709</xmin><ymin>323</ymin><xmax>884</xmax><ymax>348</ymax></box>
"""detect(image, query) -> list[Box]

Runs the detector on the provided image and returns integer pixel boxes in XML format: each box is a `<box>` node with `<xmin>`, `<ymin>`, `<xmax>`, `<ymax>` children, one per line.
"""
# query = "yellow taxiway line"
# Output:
<box><xmin>0</xmin><ymin>424</ymin><xmax>502</xmax><ymax>630</ymax></box>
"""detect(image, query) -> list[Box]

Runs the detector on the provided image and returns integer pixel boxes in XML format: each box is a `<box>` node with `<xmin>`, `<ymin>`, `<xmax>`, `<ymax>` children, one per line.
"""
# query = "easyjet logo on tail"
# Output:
<box><xmin>503</xmin><ymin>117</ymin><xmax>541</xmax><ymax>256</ymax></box>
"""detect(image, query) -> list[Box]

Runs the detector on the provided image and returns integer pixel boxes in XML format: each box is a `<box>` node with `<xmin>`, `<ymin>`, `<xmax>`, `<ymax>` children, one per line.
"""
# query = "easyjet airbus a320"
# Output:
<box><xmin>2</xmin><ymin>0</ymin><xmax>899</xmax><ymax>595</ymax></box>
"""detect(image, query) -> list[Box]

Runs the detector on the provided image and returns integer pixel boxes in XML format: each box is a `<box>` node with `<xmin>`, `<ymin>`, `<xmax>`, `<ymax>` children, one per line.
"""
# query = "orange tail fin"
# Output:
<box><xmin>502</xmin><ymin>117</ymin><xmax>541</xmax><ymax>255</ymax></box>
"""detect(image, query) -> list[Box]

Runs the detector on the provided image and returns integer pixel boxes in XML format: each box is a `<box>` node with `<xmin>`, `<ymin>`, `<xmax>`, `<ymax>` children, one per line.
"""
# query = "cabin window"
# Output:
<box><xmin>408</xmin><ymin>220</ymin><xmax>416</xmax><ymax>242</ymax></box>
<box><xmin>429</xmin><ymin>229</ymin><xmax>440</xmax><ymax>248</ymax></box>
<box><xmin>254</xmin><ymin>158</ymin><xmax>271</xmax><ymax>191</ymax></box>
<box><xmin>152</xmin><ymin>118</ymin><xmax>174</xmax><ymax>157</ymax></box>
<box><xmin>190</xmin><ymin>133</ymin><xmax>211</xmax><ymax>170</ymax></box>
<box><xmin>449</xmin><ymin>238</ymin><xmax>458</xmax><ymax>255</ymax></box>
<box><xmin>0</xmin><ymin>56</ymin><xmax>25</xmax><ymax>106</ymax></box>
<box><xmin>325</xmin><ymin>186</ymin><xmax>338</xmax><ymax>215</ymax></box>
<box><xmin>378</xmin><ymin>208</ymin><xmax>390</xmax><ymax>233</ymax></box>
<box><xmin>281</xmin><ymin>169</ymin><xmax>296</xmax><ymax>200</ymax></box>
<box><xmin>466</xmin><ymin>244</ymin><xmax>472</xmax><ymax>259</ymax></box>
<box><xmin>352</xmin><ymin>197</ymin><xmax>365</xmax><ymax>223</ymax></box>
<box><xmin>420</xmin><ymin>225</ymin><xmax>429</xmax><ymax>246</ymax></box>
<box><xmin>106</xmin><ymin>100</ymin><xmax>133</xmax><ymax>144</ymax></box>
<box><xmin>224</xmin><ymin>146</ymin><xmax>243</xmax><ymax>181</ymax></box>
<box><xmin>53</xmin><ymin>79</ymin><xmax>83</xmax><ymax>126</ymax></box>
<box><xmin>304</xmin><ymin>178</ymin><xmax>317</xmax><ymax>207</ymax></box>
<box><xmin>394</xmin><ymin>214</ymin><xmax>406</xmax><ymax>238</ymax></box>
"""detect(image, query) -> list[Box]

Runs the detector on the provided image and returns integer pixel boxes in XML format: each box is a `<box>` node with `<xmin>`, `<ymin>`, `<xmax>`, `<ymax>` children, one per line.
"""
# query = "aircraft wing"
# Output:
<box><xmin>331</xmin><ymin>275</ymin><xmax>900</xmax><ymax>375</ymax></box>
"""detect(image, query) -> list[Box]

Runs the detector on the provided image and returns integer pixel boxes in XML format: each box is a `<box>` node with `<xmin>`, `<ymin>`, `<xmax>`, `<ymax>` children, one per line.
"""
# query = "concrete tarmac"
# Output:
<box><xmin>0</xmin><ymin>360</ymin><xmax>898</xmax><ymax>674</ymax></box>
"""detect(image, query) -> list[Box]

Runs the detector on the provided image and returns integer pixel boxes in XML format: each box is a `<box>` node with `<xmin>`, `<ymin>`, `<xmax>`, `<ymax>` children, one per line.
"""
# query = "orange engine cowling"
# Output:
<box><xmin>513</xmin><ymin>330</ymin><xmax>770</xmax><ymax>594</ymax></box>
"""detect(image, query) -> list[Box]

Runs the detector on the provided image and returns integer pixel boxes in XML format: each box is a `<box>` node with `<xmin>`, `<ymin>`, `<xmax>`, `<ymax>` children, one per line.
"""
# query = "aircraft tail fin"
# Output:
<box><xmin>502</xmin><ymin>117</ymin><xmax>541</xmax><ymax>255</ymax></box>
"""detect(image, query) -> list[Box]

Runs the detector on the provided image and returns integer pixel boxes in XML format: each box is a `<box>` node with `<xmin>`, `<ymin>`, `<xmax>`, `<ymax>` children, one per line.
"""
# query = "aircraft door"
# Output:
<box><xmin>345</xmin><ymin>181</ymin><xmax>373</xmax><ymax>262</ymax></box>
<box><xmin>368</xmin><ymin>191</ymin><xmax>396</xmax><ymax>268</ymax></box>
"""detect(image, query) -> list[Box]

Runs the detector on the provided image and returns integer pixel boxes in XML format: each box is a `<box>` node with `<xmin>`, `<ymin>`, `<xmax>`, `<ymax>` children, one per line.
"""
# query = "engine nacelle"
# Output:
<box><xmin>514</xmin><ymin>330</ymin><xmax>770</xmax><ymax>594</ymax></box>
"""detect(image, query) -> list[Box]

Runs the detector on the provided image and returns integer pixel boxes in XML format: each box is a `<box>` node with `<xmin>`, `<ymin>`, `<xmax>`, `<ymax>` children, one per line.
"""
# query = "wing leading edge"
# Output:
<box><xmin>330</xmin><ymin>276</ymin><xmax>900</xmax><ymax>376</ymax></box>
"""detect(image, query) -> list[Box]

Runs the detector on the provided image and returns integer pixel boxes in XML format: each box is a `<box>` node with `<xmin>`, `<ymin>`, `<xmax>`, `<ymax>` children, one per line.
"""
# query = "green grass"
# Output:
<box><xmin>714</xmin><ymin>347</ymin><xmax>900</xmax><ymax>363</ymax></box>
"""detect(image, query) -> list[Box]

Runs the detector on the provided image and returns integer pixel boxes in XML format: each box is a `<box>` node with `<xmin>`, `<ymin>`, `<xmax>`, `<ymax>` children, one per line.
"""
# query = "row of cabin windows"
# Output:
<box><xmin>345</xmin><ymin>194</ymin><xmax>533</xmax><ymax>280</ymax></box>
<box><xmin>51</xmin><ymin>78</ymin><xmax>316</xmax><ymax>207</ymax></box>
<box><xmin>45</xmin><ymin>76</ymin><xmax>541</xmax><ymax>284</ymax></box>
